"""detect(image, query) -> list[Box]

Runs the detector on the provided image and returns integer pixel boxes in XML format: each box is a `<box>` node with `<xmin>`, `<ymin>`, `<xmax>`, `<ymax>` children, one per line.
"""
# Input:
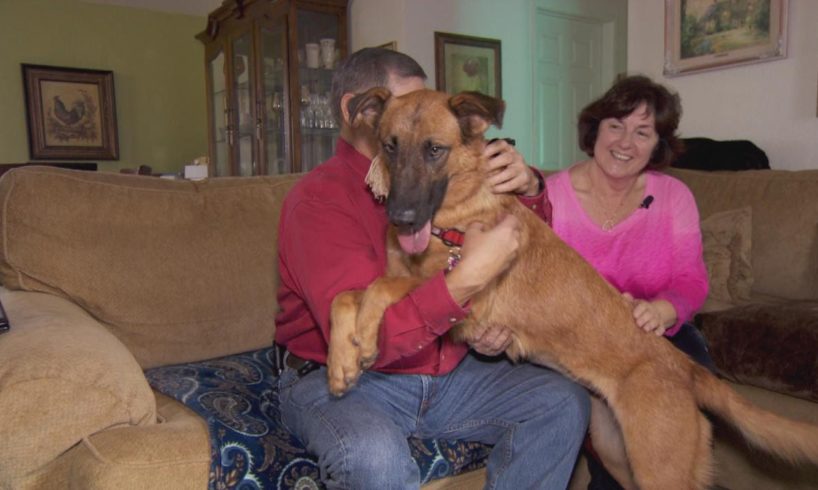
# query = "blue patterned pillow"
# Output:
<box><xmin>146</xmin><ymin>348</ymin><xmax>490</xmax><ymax>489</ymax></box>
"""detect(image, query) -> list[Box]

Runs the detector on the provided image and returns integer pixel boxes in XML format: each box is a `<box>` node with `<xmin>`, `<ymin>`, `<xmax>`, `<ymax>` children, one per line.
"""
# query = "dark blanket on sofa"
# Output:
<box><xmin>672</xmin><ymin>137</ymin><xmax>770</xmax><ymax>171</ymax></box>
<box><xmin>146</xmin><ymin>347</ymin><xmax>491</xmax><ymax>489</ymax></box>
<box><xmin>695</xmin><ymin>302</ymin><xmax>818</xmax><ymax>402</ymax></box>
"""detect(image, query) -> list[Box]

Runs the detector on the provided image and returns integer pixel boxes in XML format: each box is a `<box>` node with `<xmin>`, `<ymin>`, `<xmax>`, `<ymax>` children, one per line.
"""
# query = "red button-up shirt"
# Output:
<box><xmin>274</xmin><ymin>139</ymin><xmax>548</xmax><ymax>375</ymax></box>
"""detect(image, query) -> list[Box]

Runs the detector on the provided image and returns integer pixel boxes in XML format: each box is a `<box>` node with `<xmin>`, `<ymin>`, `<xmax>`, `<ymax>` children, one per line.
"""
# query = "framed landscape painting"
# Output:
<box><xmin>22</xmin><ymin>64</ymin><xmax>119</xmax><ymax>160</ymax></box>
<box><xmin>434</xmin><ymin>32</ymin><xmax>501</xmax><ymax>98</ymax></box>
<box><xmin>664</xmin><ymin>0</ymin><xmax>788</xmax><ymax>77</ymax></box>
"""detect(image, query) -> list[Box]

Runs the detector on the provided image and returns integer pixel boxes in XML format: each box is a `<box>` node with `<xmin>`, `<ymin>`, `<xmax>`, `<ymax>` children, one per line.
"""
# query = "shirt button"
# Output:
<box><xmin>449</xmin><ymin>317</ymin><xmax>458</xmax><ymax>323</ymax></box>
<box><xmin>417</xmin><ymin>344</ymin><xmax>423</xmax><ymax>350</ymax></box>
<box><xmin>532</xmin><ymin>204</ymin><xmax>538</xmax><ymax>209</ymax></box>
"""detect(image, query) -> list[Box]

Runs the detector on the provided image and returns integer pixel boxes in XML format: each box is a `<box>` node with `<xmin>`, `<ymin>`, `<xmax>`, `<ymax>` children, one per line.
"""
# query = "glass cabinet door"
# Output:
<box><xmin>259</xmin><ymin>20</ymin><xmax>290</xmax><ymax>175</ymax></box>
<box><xmin>232</xmin><ymin>32</ymin><xmax>255</xmax><ymax>176</ymax></box>
<box><xmin>199</xmin><ymin>0</ymin><xmax>348</xmax><ymax>177</ymax></box>
<box><xmin>208</xmin><ymin>48</ymin><xmax>229</xmax><ymax>177</ymax></box>
<box><xmin>296</xmin><ymin>8</ymin><xmax>341</xmax><ymax>171</ymax></box>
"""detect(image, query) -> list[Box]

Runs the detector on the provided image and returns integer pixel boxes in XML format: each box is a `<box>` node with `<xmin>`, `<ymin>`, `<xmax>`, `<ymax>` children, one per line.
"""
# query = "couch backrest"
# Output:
<box><xmin>0</xmin><ymin>166</ymin><xmax>301</xmax><ymax>368</ymax></box>
<box><xmin>667</xmin><ymin>168</ymin><xmax>818</xmax><ymax>301</ymax></box>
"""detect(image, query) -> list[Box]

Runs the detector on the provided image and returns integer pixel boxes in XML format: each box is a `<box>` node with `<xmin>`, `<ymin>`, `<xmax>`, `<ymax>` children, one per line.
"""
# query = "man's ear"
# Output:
<box><xmin>449</xmin><ymin>91</ymin><xmax>505</xmax><ymax>141</ymax></box>
<box><xmin>345</xmin><ymin>87</ymin><xmax>392</xmax><ymax>130</ymax></box>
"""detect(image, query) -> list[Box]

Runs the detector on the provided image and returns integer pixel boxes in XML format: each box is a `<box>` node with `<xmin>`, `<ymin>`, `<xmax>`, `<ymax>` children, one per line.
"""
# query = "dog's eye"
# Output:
<box><xmin>427</xmin><ymin>144</ymin><xmax>446</xmax><ymax>160</ymax></box>
<box><xmin>383</xmin><ymin>140</ymin><xmax>397</xmax><ymax>155</ymax></box>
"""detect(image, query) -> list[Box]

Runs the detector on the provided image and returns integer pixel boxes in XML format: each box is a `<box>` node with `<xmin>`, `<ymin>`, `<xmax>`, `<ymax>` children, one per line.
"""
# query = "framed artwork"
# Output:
<box><xmin>664</xmin><ymin>0</ymin><xmax>789</xmax><ymax>77</ymax></box>
<box><xmin>434</xmin><ymin>32</ymin><xmax>501</xmax><ymax>98</ymax></box>
<box><xmin>22</xmin><ymin>64</ymin><xmax>119</xmax><ymax>160</ymax></box>
<box><xmin>376</xmin><ymin>41</ymin><xmax>397</xmax><ymax>51</ymax></box>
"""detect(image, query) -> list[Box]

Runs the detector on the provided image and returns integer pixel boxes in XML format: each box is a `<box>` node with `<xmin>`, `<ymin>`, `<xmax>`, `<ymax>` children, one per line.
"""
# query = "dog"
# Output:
<box><xmin>325</xmin><ymin>87</ymin><xmax>818</xmax><ymax>489</ymax></box>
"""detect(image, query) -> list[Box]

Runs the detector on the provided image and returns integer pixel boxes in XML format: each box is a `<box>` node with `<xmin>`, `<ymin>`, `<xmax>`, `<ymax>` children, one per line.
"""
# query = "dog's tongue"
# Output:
<box><xmin>397</xmin><ymin>221</ymin><xmax>432</xmax><ymax>255</ymax></box>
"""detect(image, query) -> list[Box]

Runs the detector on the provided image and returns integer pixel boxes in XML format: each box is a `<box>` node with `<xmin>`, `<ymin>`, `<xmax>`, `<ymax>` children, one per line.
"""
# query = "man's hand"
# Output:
<box><xmin>484</xmin><ymin>139</ymin><xmax>540</xmax><ymax>196</ymax></box>
<box><xmin>467</xmin><ymin>324</ymin><xmax>513</xmax><ymax>356</ymax></box>
<box><xmin>623</xmin><ymin>293</ymin><xmax>677</xmax><ymax>336</ymax></box>
<box><xmin>446</xmin><ymin>214</ymin><xmax>522</xmax><ymax>305</ymax></box>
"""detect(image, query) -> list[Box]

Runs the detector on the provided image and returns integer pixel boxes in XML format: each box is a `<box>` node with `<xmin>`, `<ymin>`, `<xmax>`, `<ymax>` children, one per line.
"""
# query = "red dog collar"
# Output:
<box><xmin>431</xmin><ymin>226</ymin><xmax>465</xmax><ymax>247</ymax></box>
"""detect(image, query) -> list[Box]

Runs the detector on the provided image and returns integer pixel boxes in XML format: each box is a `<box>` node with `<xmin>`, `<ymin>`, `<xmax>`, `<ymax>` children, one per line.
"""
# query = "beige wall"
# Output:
<box><xmin>628</xmin><ymin>0</ymin><xmax>818</xmax><ymax>171</ymax></box>
<box><xmin>0</xmin><ymin>0</ymin><xmax>207</xmax><ymax>173</ymax></box>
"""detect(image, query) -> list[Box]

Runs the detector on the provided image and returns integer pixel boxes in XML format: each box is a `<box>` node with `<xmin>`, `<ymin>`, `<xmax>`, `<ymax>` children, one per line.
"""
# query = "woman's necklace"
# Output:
<box><xmin>594</xmin><ymin>176</ymin><xmax>639</xmax><ymax>232</ymax></box>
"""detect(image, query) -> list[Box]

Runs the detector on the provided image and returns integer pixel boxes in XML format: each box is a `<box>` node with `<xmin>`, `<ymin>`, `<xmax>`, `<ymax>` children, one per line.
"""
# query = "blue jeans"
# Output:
<box><xmin>278</xmin><ymin>352</ymin><xmax>590</xmax><ymax>490</ymax></box>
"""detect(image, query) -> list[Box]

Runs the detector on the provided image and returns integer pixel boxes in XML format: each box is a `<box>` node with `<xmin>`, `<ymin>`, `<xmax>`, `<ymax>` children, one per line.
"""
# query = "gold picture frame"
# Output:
<box><xmin>376</xmin><ymin>41</ymin><xmax>397</xmax><ymax>51</ymax></box>
<box><xmin>22</xmin><ymin>64</ymin><xmax>119</xmax><ymax>160</ymax></box>
<box><xmin>664</xmin><ymin>0</ymin><xmax>788</xmax><ymax>77</ymax></box>
<box><xmin>434</xmin><ymin>32</ymin><xmax>501</xmax><ymax>98</ymax></box>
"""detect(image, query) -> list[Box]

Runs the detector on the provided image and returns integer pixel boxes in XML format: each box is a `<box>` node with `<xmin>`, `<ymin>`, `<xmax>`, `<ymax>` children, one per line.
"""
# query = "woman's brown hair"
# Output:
<box><xmin>577</xmin><ymin>75</ymin><xmax>683</xmax><ymax>169</ymax></box>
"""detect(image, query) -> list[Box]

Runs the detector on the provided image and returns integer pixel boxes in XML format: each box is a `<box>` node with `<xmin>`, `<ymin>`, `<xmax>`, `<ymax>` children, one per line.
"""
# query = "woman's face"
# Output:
<box><xmin>593</xmin><ymin>102</ymin><xmax>659</xmax><ymax>178</ymax></box>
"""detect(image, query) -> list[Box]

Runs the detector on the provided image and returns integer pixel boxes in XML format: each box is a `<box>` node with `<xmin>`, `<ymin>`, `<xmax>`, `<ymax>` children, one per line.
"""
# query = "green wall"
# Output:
<box><xmin>0</xmin><ymin>0</ymin><xmax>207</xmax><ymax>173</ymax></box>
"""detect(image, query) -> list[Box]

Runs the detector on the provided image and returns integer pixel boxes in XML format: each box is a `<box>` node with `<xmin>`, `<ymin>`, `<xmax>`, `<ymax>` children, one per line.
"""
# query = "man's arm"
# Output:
<box><xmin>281</xmin><ymin>194</ymin><xmax>521</xmax><ymax>367</ymax></box>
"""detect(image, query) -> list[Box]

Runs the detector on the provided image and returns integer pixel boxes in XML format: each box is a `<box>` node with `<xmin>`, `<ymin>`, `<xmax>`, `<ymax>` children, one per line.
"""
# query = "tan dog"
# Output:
<box><xmin>326</xmin><ymin>87</ymin><xmax>818</xmax><ymax>489</ymax></box>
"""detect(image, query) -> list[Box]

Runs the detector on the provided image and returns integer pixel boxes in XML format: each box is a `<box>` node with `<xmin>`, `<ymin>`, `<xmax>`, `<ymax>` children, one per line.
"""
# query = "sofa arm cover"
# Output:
<box><xmin>0</xmin><ymin>289</ymin><xmax>156</xmax><ymax>485</ymax></box>
<box><xmin>16</xmin><ymin>393</ymin><xmax>210</xmax><ymax>490</ymax></box>
<box><xmin>695</xmin><ymin>301</ymin><xmax>818</xmax><ymax>402</ymax></box>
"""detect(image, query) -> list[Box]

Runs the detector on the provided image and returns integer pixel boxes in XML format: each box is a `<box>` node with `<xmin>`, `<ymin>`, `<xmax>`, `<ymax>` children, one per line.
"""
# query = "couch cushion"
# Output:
<box><xmin>145</xmin><ymin>347</ymin><xmax>491</xmax><ymax>488</ymax></box>
<box><xmin>700</xmin><ymin>206</ymin><xmax>753</xmax><ymax>308</ymax></box>
<box><xmin>695</xmin><ymin>302</ymin><xmax>818</xmax><ymax>402</ymax></box>
<box><xmin>667</xmin><ymin>168</ymin><xmax>818</xmax><ymax>301</ymax></box>
<box><xmin>0</xmin><ymin>166</ymin><xmax>301</xmax><ymax>368</ymax></box>
<box><xmin>0</xmin><ymin>289</ymin><xmax>156</xmax><ymax>485</ymax></box>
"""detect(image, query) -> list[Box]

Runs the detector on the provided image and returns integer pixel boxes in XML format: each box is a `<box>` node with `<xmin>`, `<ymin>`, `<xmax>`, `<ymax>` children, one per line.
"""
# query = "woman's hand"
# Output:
<box><xmin>623</xmin><ymin>293</ymin><xmax>677</xmax><ymax>336</ymax></box>
<box><xmin>467</xmin><ymin>324</ymin><xmax>513</xmax><ymax>356</ymax></box>
<box><xmin>484</xmin><ymin>139</ymin><xmax>540</xmax><ymax>196</ymax></box>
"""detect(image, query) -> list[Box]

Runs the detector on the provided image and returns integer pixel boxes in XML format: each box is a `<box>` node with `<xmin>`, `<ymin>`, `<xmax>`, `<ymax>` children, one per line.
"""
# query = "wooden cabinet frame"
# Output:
<box><xmin>198</xmin><ymin>0</ymin><xmax>348</xmax><ymax>176</ymax></box>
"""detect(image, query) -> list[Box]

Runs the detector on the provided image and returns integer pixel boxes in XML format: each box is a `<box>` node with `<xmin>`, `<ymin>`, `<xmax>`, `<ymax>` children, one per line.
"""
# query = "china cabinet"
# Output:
<box><xmin>197</xmin><ymin>0</ymin><xmax>348</xmax><ymax>176</ymax></box>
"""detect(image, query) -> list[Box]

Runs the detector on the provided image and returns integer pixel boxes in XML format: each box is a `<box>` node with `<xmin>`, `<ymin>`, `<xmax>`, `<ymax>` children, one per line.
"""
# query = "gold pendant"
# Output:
<box><xmin>602</xmin><ymin>219</ymin><xmax>615</xmax><ymax>232</ymax></box>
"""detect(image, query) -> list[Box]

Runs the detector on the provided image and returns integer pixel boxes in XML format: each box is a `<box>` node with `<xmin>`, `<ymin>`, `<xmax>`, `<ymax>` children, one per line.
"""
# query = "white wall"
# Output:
<box><xmin>628</xmin><ymin>0</ymin><xmax>818</xmax><ymax>171</ymax></box>
<box><xmin>350</xmin><ymin>0</ymin><xmax>537</xmax><ymax>163</ymax></box>
<box><xmin>350</xmin><ymin>0</ymin><xmax>818</xmax><ymax>170</ymax></box>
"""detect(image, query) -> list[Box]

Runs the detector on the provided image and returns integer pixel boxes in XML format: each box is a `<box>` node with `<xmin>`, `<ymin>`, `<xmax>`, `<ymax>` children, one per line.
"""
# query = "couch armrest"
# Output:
<box><xmin>0</xmin><ymin>289</ymin><xmax>156</xmax><ymax>486</ymax></box>
<box><xmin>695</xmin><ymin>301</ymin><xmax>818</xmax><ymax>402</ymax></box>
<box><xmin>16</xmin><ymin>393</ymin><xmax>210</xmax><ymax>490</ymax></box>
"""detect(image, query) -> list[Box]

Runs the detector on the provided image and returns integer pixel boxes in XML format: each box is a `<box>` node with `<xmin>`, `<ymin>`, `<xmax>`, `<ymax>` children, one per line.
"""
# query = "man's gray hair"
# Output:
<box><xmin>330</xmin><ymin>47</ymin><xmax>427</xmax><ymax>122</ymax></box>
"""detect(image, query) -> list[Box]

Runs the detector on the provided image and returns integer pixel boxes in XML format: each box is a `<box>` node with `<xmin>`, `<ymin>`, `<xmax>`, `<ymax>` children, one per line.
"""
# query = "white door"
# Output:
<box><xmin>533</xmin><ymin>1</ymin><xmax>627</xmax><ymax>169</ymax></box>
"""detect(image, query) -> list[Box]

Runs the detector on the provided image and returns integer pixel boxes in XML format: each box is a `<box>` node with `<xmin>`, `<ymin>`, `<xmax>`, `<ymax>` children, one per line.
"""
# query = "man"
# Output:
<box><xmin>275</xmin><ymin>47</ymin><xmax>589</xmax><ymax>489</ymax></box>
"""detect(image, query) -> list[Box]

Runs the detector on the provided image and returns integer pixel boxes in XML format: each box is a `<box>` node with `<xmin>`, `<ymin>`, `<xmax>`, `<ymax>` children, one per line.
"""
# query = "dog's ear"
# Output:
<box><xmin>449</xmin><ymin>91</ymin><xmax>505</xmax><ymax>140</ymax></box>
<box><xmin>347</xmin><ymin>87</ymin><xmax>392</xmax><ymax>130</ymax></box>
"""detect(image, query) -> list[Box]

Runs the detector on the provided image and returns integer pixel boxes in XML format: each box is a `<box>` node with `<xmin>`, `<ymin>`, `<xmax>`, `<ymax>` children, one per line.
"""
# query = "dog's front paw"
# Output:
<box><xmin>326</xmin><ymin>344</ymin><xmax>362</xmax><ymax>397</ymax></box>
<box><xmin>354</xmin><ymin>318</ymin><xmax>382</xmax><ymax>370</ymax></box>
<box><xmin>357</xmin><ymin>342</ymin><xmax>379</xmax><ymax>370</ymax></box>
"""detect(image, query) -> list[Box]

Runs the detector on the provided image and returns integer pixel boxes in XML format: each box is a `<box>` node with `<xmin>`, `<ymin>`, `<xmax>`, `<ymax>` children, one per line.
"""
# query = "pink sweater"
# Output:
<box><xmin>545</xmin><ymin>169</ymin><xmax>708</xmax><ymax>336</ymax></box>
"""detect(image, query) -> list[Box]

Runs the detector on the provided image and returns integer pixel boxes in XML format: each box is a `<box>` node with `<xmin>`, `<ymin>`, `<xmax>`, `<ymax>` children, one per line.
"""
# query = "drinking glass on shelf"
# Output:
<box><xmin>271</xmin><ymin>92</ymin><xmax>283</xmax><ymax>112</ymax></box>
<box><xmin>300</xmin><ymin>105</ymin><xmax>314</xmax><ymax>128</ymax></box>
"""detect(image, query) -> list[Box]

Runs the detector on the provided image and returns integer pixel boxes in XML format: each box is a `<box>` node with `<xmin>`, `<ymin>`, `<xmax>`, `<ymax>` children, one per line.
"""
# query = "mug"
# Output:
<box><xmin>319</xmin><ymin>38</ymin><xmax>336</xmax><ymax>69</ymax></box>
<box><xmin>305</xmin><ymin>43</ymin><xmax>320</xmax><ymax>69</ymax></box>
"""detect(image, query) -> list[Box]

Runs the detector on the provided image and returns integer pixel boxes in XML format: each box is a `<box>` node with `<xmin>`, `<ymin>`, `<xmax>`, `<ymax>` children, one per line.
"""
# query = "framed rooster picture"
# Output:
<box><xmin>22</xmin><ymin>64</ymin><xmax>119</xmax><ymax>160</ymax></box>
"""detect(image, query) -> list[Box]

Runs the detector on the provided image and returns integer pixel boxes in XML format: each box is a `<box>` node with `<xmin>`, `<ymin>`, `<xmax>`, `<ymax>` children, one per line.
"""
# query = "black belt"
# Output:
<box><xmin>273</xmin><ymin>342</ymin><xmax>320</xmax><ymax>377</ymax></box>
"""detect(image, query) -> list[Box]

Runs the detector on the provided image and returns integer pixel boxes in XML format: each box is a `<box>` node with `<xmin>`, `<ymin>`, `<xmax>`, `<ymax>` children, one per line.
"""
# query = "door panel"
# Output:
<box><xmin>532</xmin><ymin>0</ymin><xmax>627</xmax><ymax>170</ymax></box>
<box><xmin>535</xmin><ymin>12</ymin><xmax>602</xmax><ymax>169</ymax></box>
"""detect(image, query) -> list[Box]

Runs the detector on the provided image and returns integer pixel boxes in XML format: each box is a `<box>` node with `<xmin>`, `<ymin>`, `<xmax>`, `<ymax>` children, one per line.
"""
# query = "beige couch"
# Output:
<box><xmin>0</xmin><ymin>166</ymin><xmax>816</xmax><ymax>489</ymax></box>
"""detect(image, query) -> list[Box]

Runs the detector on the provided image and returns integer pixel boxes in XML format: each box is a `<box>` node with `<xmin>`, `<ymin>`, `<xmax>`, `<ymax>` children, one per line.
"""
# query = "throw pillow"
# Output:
<box><xmin>700</xmin><ymin>207</ymin><xmax>753</xmax><ymax>305</ymax></box>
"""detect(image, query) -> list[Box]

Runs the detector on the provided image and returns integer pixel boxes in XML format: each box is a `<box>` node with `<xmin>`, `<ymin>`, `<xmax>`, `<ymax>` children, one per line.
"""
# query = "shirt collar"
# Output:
<box><xmin>336</xmin><ymin>138</ymin><xmax>372</xmax><ymax>180</ymax></box>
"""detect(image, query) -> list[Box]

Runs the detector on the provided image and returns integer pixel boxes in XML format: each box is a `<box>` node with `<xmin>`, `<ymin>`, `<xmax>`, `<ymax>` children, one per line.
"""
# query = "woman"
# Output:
<box><xmin>545</xmin><ymin>75</ymin><xmax>715</xmax><ymax>489</ymax></box>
